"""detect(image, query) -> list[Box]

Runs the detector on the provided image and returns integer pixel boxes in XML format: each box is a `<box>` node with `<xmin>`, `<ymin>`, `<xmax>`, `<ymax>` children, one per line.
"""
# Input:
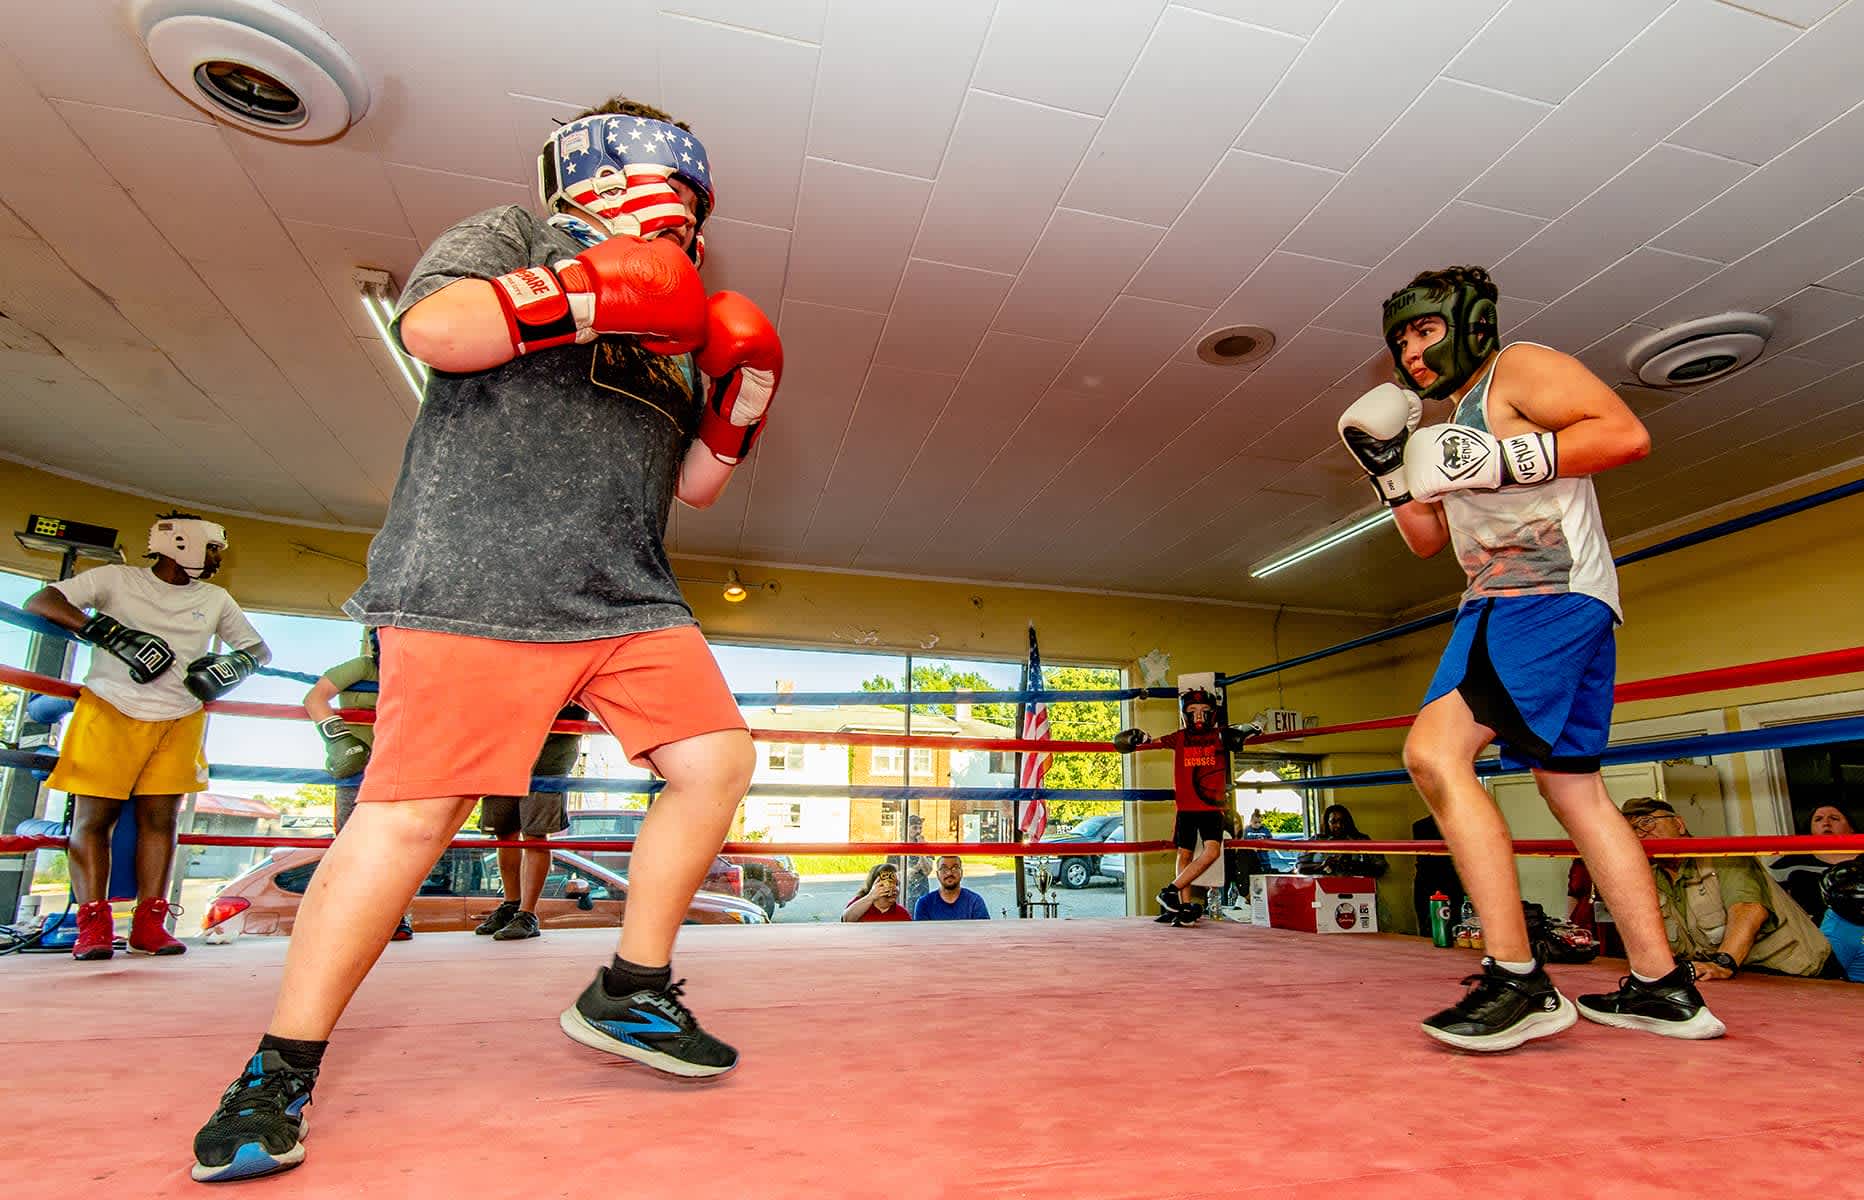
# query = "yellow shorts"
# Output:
<box><xmin>46</xmin><ymin>690</ymin><xmax>208</xmax><ymax>800</ymax></box>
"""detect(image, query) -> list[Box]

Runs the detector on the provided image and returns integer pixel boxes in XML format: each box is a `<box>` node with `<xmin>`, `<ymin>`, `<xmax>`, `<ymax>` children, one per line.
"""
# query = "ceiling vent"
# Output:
<box><xmin>1196</xmin><ymin>324</ymin><xmax>1276</xmax><ymax>366</ymax></box>
<box><xmin>130</xmin><ymin>0</ymin><xmax>370</xmax><ymax>142</ymax></box>
<box><xmin>1624</xmin><ymin>313</ymin><xmax>1773</xmax><ymax>388</ymax></box>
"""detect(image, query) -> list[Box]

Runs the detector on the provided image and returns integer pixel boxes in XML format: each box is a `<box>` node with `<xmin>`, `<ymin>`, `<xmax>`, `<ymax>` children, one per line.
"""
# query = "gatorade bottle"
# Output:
<box><xmin>1430</xmin><ymin>892</ymin><xmax>1452</xmax><ymax>948</ymax></box>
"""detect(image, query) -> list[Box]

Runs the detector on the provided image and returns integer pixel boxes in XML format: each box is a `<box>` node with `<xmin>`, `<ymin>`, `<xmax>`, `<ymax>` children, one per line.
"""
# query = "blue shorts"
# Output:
<box><xmin>1422</xmin><ymin>594</ymin><xmax>1617</xmax><ymax>773</ymax></box>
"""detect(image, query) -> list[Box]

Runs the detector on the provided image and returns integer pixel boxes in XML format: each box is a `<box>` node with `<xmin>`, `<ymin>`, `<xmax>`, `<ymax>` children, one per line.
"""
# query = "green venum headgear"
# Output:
<box><xmin>1381</xmin><ymin>278</ymin><xmax>1499</xmax><ymax>399</ymax></box>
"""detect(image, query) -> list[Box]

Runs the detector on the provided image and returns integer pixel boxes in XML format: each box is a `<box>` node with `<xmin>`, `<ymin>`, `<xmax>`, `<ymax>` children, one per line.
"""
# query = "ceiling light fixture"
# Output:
<box><xmin>131</xmin><ymin>0</ymin><xmax>371</xmax><ymax>142</ymax></box>
<box><xmin>1196</xmin><ymin>324</ymin><xmax>1276</xmax><ymax>367</ymax></box>
<box><xmin>1250</xmin><ymin>508</ymin><xmax>1394</xmax><ymax>579</ymax></box>
<box><xmin>723</xmin><ymin>569</ymin><xmax>749</xmax><ymax>603</ymax></box>
<box><xmin>354</xmin><ymin>269</ymin><xmax>428</xmax><ymax>402</ymax></box>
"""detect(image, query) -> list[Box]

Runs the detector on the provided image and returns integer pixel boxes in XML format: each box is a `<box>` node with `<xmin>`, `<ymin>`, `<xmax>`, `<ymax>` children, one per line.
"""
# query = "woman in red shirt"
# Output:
<box><xmin>843</xmin><ymin>863</ymin><xmax>912</xmax><ymax>922</ymax></box>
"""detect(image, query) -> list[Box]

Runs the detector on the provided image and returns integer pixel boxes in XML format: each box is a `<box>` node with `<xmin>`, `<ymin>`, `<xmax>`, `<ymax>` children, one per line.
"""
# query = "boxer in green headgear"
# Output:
<box><xmin>1381</xmin><ymin>267</ymin><xmax>1499</xmax><ymax>399</ymax></box>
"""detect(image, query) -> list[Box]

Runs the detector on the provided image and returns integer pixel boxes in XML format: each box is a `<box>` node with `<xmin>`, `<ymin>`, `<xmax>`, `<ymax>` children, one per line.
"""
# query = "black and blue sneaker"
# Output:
<box><xmin>191</xmin><ymin>1051</ymin><xmax>315</xmax><ymax>1183</ymax></box>
<box><xmin>559</xmin><ymin>971</ymin><xmax>738</xmax><ymax>1078</ymax></box>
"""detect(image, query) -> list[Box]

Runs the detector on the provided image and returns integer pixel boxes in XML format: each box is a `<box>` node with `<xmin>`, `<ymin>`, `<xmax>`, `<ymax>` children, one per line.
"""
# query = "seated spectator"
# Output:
<box><xmin>1620</xmin><ymin>797</ymin><xmax>1834</xmax><ymax>979</ymax></box>
<box><xmin>842</xmin><ymin>863</ymin><xmax>910</xmax><ymax>923</ymax></box>
<box><xmin>913</xmin><ymin>856</ymin><xmax>989</xmax><ymax>921</ymax></box>
<box><xmin>1819</xmin><ymin>859</ymin><xmax>1864</xmax><ymax>983</ymax></box>
<box><xmin>1242</xmin><ymin>809</ymin><xmax>1273</xmax><ymax>839</ymax></box>
<box><xmin>1296</xmin><ymin>803</ymin><xmax>1389</xmax><ymax>878</ymax></box>
<box><xmin>1769</xmin><ymin>805</ymin><xmax>1860</xmax><ymax>922</ymax></box>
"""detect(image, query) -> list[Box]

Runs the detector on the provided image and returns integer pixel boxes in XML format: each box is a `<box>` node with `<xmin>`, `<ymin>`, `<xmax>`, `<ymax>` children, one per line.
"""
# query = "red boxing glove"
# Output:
<box><xmin>694</xmin><ymin>291</ymin><xmax>782</xmax><ymax>463</ymax></box>
<box><xmin>490</xmin><ymin>235</ymin><xmax>707</xmax><ymax>357</ymax></box>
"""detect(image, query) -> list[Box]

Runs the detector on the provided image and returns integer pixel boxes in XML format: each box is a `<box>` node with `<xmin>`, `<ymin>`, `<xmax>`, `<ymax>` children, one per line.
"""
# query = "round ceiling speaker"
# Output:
<box><xmin>130</xmin><ymin>0</ymin><xmax>371</xmax><ymax>142</ymax></box>
<box><xmin>1624</xmin><ymin>313</ymin><xmax>1773</xmax><ymax>388</ymax></box>
<box><xmin>1196</xmin><ymin>324</ymin><xmax>1276</xmax><ymax>366</ymax></box>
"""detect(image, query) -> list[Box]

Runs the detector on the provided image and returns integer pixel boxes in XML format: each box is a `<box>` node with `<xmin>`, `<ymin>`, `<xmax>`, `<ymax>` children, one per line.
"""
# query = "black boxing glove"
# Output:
<box><xmin>1112</xmin><ymin>728</ymin><xmax>1149</xmax><ymax>754</ymax></box>
<box><xmin>184</xmin><ymin>649</ymin><xmax>260</xmax><ymax>702</ymax></box>
<box><xmin>317</xmin><ymin>716</ymin><xmax>371</xmax><ymax>780</ymax></box>
<box><xmin>79</xmin><ymin>613</ymin><xmax>175</xmax><ymax>684</ymax></box>
<box><xmin>1221</xmin><ymin>723</ymin><xmax>1262</xmax><ymax>752</ymax></box>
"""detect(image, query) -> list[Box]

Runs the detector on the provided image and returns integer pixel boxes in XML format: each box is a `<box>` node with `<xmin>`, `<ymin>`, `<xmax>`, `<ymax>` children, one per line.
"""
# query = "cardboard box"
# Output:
<box><xmin>1249</xmin><ymin>874</ymin><xmax>1378</xmax><ymax>934</ymax></box>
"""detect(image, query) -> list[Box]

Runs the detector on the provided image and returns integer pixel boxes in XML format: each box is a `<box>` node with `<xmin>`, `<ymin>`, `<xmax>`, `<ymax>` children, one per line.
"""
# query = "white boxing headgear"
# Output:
<box><xmin>148</xmin><ymin>517</ymin><xmax>227</xmax><ymax>578</ymax></box>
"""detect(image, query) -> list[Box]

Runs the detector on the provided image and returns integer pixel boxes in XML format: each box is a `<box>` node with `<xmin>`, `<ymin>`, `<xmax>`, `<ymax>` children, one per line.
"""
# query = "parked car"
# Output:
<box><xmin>200</xmin><ymin>846</ymin><xmax>766</xmax><ymax>941</ymax></box>
<box><xmin>561</xmin><ymin>810</ymin><xmax>744</xmax><ymax>899</ymax></box>
<box><xmin>567</xmin><ymin>810</ymin><xmax>797</xmax><ymax>918</ymax></box>
<box><xmin>1026</xmin><ymin>812</ymin><xmax>1126</xmax><ymax>889</ymax></box>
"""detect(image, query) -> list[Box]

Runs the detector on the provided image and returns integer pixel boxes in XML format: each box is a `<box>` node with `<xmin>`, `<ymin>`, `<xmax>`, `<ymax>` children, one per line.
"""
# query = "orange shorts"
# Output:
<box><xmin>356</xmin><ymin>624</ymin><xmax>745</xmax><ymax>804</ymax></box>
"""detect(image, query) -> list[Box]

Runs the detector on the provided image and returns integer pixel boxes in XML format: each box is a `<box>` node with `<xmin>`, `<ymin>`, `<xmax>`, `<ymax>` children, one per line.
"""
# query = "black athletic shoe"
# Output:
<box><xmin>1156</xmin><ymin>884</ymin><xmax>1184</xmax><ymax>914</ymax></box>
<box><xmin>493</xmin><ymin>910</ymin><xmax>541</xmax><ymax>941</ymax></box>
<box><xmin>191</xmin><ymin>1051</ymin><xmax>315</xmax><ymax>1183</ymax></box>
<box><xmin>560</xmin><ymin>972</ymin><xmax>738</xmax><ymax>1078</ymax></box>
<box><xmin>1171</xmin><ymin>903</ymin><xmax>1204</xmax><ymax>927</ymax></box>
<box><xmin>1576</xmin><ymin>964</ymin><xmax>1726</xmax><ymax>1040</ymax></box>
<box><xmin>474</xmin><ymin>900</ymin><xmax>520</xmax><ymax>936</ymax></box>
<box><xmin>1421</xmin><ymin>958</ymin><xmax>1576</xmax><ymax>1052</ymax></box>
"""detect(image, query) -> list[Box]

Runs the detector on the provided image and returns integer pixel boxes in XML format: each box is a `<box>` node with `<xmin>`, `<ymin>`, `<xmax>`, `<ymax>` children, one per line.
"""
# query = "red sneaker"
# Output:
<box><xmin>72</xmin><ymin>900</ymin><xmax>115</xmax><ymax>960</ymax></box>
<box><xmin>129</xmin><ymin>897</ymin><xmax>187</xmax><ymax>956</ymax></box>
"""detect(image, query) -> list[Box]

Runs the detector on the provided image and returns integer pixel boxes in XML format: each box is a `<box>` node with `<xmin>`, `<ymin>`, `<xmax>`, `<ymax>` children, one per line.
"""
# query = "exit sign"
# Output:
<box><xmin>1264</xmin><ymin>709</ymin><xmax>1305</xmax><ymax>736</ymax></box>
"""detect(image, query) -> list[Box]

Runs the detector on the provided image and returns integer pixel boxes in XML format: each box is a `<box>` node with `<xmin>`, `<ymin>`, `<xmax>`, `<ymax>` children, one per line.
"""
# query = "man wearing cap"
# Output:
<box><xmin>1615</xmin><ymin>797</ymin><xmax>1833</xmax><ymax>980</ymax></box>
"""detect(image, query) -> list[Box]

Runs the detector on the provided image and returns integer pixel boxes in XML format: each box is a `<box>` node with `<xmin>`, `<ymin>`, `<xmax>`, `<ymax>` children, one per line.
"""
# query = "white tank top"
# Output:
<box><xmin>1440</xmin><ymin>342</ymin><xmax>1621</xmax><ymax>621</ymax></box>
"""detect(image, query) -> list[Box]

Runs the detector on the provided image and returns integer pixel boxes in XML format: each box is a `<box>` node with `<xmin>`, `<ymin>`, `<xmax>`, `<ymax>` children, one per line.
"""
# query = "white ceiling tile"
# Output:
<box><xmin>1791</xmin><ymin>316</ymin><xmax>1864</xmax><ymax>366</ymax></box>
<box><xmin>1723</xmin><ymin>0</ymin><xmax>1849</xmax><ymax>25</ymax></box>
<box><xmin>1494</xmin><ymin>145</ymin><xmax>1753</xmax><ymax>303</ymax></box>
<box><xmin>1671</xmin><ymin>1</ymin><xmax>1864</xmax><ymax>165</ymax></box>
<box><xmin>873</xmin><ymin>260</ymin><xmax>1015</xmax><ymax>375</ymax></box>
<box><xmin>1182</xmin><ymin>252</ymin><xmax>1368</xmax><ymax>364</ymax></box>
<box><xmin>785</xmin><ymin>158</ymin><xmax>931</xmax><ymax>312</ymax></box>
<box><xmin>49</xmin><ymin>99</ymin><xmax>249</xmax><ymax>196</ymax></box>
<box><xmin>383</xmin><ymin>164</ymin><xmax>529</xmax><ymax>244</ymax></box>
<box><xmin>993</xmin><ymin>209</ymin><xmax>1164</xmax><ymax>341</ymax></box>
<box><xmin>913</xmin><ymin>91</ymin><xmax>1099</xmax><ymax>273</ymax></box>
<box><xmin>1461</xmin><ymin>2</ymin><xmax>1796</xmax><ymax>218</ymax></box>
<box><xmin>1239</xmin><ymin>0</ymin><xmax>1506</xmax><ymax>171</ymax></box>
<box><xmin>1445</xmin><ymin>0</ymin><xmax>1670</xmax><ymax>104</ymax></box>
<box><xmin>1824</xmin><ymin>255</ymin><xmax>1864</xmax><ymax>297</ymax></box>
<box><xmin>1315</xmin><ymin>201</ymin><xmax>1547</xmax><ymax>330</ymax></box>
<box><xmin>659</xmin><ymin>14</ymin><xmax>820</xmax><ymax>230</ymax></box>
<box><xmin>699</xmin><ymin>218</ymin><xmax>790</xmax><ymax>321</ymax></box>
<box><xmin>1246</xmin><ymin>370</ymin><xmax>1384</xmax><ymax>463</ymax></box>
<box><xmin>1195</xmin><ymin>328</ymin><xmax>1385</xmax><ymax>456</ymax></box>
<box><xmin>1511</xmin><ymin>248</ymin><xmax>1723</xmax><ymax>352</ymax></box>
<box><xmin>283</xmin><ymin>221</ymin><xmax>424</xmax><ymax>339</ymax></box>
<box><xmin>1643</xmin><ymin>197</ymin><xmax>1864</xmax><ymax>328</ymax></box>
<box><xmin>0</xmin><ymin>171</ymin><xmax>211</xmax><ymax>307</ymax></box>
<box><xmin>0</xmin><ymin>200</ymin><xmax>32</xmax><ymax>239</ymax></box>
<box><xmin>1282</xmin><ymin>80</ymin><xmax>1546</xmax><ymax>267</ymax></box>
<box><xmin>1653</xmin><ymin>101</ymin><xmax>1864</xmax><ymax>263</ymax></box>
<box><xmin>494</xmin><ymin>1</ymin><xmax>662</xmax><ymax>109</ymax></box>
<box><xmin>1573</xmin><ymin>322</ymin><xmax>1666</xmax><ymax>387</ymax></box>
<box><xmin>739</xmin><ymin>302</ymin><xmax>884</xmax><ymax>554</ymax></box>
<box><xmin>856</xmin><ymin>333</ymin><xmax>1074</xmax><ymax>561</ymax></box>
<box><xmin>970</xmin><ymin>0</ymin><xmax>1166</xmax><ymax>116</ymax></box>
<box><xmin>666</xmin><ymin>0</ymin><xmax>827</xmax><ymax>41</ymax></box>
<box><xmin>1175</xmin><ymin>0</ymin><xmax>1339</xmax><ymax>37</ymax></box>
<box><xmin>808</xmin><ymin>0</ymin><xmax>993</xmax><ymax>179</ymax></box>
<box><xmin>1059</xmin><ymin>8</ymin><xmax>1302</xmax><ymax>225</ymax></box>
<box><xmin>1763</xmin><ymin>286</ymin><xmax>1864</xmax><ymax>355</ymax></box>
<box><xmin>227</xmin><ymin>133</ymin><xmax>413</xmax><ymax>241</ymax></box>
<box><xmin>799</xmin><ymin>366</ymin><xmax>958</xmax><ymax>559</ymax></box>
<box><xmin>1639</xmin><ymin>351</ymin><xmax>1832</xmax><ymax>436</ymax></box>
<box><xmin>930</xmin><ymin>385</ymin><xmax>1132</xmax><ymax>556</ymax></box>
<box><xmin>0</xmin><ymin>2</ymin><xmax>210</xmax><ymax>123</ymax></box>
<box><xmin>141</xmin><ymin>187</ymin><xmax>301</xmax><ymax>269</ymax></box>
<box><xmin>53</xmin><ymin>340</ymin><xmax>224</xmax><ymax>423</ymax></box>
<box><xmin>1056</xmin><ymin>297</ymin><xmax>1211</xmax><ymax>401</ymax></box>
<box><xmin>1128</xmin><ymin>152</ymin><xmax>1340</xmax><ymax>308</ymax></box>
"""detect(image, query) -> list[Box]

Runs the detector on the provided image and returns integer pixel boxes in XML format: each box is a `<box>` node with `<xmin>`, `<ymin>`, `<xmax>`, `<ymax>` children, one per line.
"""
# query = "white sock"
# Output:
<box><xmin>1631</xmin><ymin>968</ymin><xmax>1667</xmax><ymax>984</ymax></box>
<box><xmin>1493</xmin><ymin>958</ymin><xmax>1537</xmax><ymax>975</ymax></box>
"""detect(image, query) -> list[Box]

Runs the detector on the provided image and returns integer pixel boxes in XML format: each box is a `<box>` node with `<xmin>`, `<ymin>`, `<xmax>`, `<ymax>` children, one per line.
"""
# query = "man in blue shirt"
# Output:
<box><xmin>1820</xmin><ymin>860</ymin><xmax>1864</xmax><ymax>983</ymax></box>
<box><xmin>914</xmin><ymin>856</ymin><xmax>990</xmax><ymax>921</ymax></box>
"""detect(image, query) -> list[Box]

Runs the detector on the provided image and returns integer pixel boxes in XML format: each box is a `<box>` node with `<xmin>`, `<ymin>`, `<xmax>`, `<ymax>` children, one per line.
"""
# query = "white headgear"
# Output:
<box><xmin>148</xmin><ymin>517</ymin><xmax>227</xmax><ymax>579</ymax></box>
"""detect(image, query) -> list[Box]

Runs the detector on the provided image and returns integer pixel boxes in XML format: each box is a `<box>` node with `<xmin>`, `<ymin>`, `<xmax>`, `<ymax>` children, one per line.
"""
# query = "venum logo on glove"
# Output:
<box><xmin>1433</xmin><ymin>429</ymin><xmax>1492</xmax><ymax>480</ymax></box>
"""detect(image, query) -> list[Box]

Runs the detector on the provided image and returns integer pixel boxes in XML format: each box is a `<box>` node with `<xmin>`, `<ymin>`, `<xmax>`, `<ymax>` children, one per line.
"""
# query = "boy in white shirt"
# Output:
<box><xmin>25</xmin><ymin>512</ymin><xmax>271</xmax><ymax>960</ymax></box>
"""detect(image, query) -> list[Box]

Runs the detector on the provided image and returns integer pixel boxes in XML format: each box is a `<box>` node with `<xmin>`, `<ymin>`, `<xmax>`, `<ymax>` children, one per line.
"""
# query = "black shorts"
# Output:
<box><xmin>479</xmin><ymin>792</ymin><xmax>569</xmax><ymax>838</ymax></box>
<box><xmin>1173</xmin><ymin>810</ymin><xmax>1224</xmax><ymax>851</ymax></box>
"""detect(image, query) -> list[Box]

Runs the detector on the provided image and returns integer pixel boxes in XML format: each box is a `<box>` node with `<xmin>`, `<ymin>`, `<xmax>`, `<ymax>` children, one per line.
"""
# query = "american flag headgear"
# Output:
<box><xmin>538</xmin><ymin>114</ymin><xmax>714</xmax><ymax>260</ymax></box>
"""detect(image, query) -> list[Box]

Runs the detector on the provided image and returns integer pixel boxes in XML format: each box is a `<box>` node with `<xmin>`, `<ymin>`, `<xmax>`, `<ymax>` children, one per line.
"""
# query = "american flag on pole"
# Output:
<box><xmin>1017</xmin><ymin>624</ymin><xmax>1052</xmax><ymax>841</ymax></box>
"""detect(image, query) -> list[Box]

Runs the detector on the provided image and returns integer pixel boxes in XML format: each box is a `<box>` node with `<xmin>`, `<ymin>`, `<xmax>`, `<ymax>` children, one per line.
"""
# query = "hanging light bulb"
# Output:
<box><xmin>722</xmin><ymin>569</ymin><xmax>748</xmax><ymax>603</ymax></box>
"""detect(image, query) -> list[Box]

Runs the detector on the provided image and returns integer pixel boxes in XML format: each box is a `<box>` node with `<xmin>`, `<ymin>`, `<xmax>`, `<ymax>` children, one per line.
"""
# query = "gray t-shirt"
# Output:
<box><xmin>344</xmin><ymin>205</ymin><xmax>698</xmax><ymax>641</ymax></box>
